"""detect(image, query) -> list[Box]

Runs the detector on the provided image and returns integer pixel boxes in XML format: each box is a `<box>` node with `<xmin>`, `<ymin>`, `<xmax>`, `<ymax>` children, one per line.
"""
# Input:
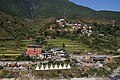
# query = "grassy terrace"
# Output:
<box><xmin>0</xmin><ymin>38</ymin><xmax>91</xmax><ymax>56</ymax></box>
<box><xmin>0</xmin><ymin>40</ymin><xmax>32</xmax><ymax>57</ymax></box>
<box><xmin>47</xmin><ymin>38</ymin><xmax>91</xmax><ymax>53</ymax></box>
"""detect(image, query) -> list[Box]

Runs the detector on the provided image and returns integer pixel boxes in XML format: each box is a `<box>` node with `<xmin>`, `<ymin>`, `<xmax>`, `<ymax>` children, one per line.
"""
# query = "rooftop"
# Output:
<box><xmin>92</xmin><ymin>55</ymin><xmax>107</xmax><ymax>58</ymax></box>
<box><xmin>27</xmin><ymin>44</ymin><xmax>41</xmax><ymax>48</ymax></box>
<box><xmin>51</xmin><ymin>48</ymin><xmax>62</xmax><ymax>51</ymax></box>
<box><xmin>42</xmin><ymin>53</ymin><xmax>54</xmax><ymax>55</ymax></box>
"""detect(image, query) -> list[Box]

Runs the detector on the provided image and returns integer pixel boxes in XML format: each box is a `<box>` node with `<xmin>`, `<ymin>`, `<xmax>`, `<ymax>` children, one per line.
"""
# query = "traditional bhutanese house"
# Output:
<box><xmin>40</xmin><ymin>53</ymin><xmax>54</xmax><ymax>59</ymax></box>
<box><xmin>92</xmin><ymin>55</ymin><xmax>107</xmax><ymax>62</ymax></box>
<box><xmin>50</xmin><ymin>48</ymin><xmax>63</xmax><ymax>54</ymax></box>
<box><xmin>26</xmin><ymin>44</ymin><xmax>42</xmax><ymax>56</ymax></box>
<box><xmin>51</xmin><ymin>48</ymin><xmax>62</xmax><ymax>52</ymax></box>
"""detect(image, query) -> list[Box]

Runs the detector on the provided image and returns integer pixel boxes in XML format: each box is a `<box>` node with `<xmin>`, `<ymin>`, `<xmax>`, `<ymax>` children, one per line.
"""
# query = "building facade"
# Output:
<box><xmin>26</xmin><ymin>44</ymin><xmax>42</xmax><ymax>56</ymax></box>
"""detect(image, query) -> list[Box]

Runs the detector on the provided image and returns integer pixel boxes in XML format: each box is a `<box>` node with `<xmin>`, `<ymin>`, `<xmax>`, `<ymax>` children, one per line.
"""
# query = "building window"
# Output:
<box><xmin>34</xmin><ymin>48</ymin><xmax>36</xmax><ymax>53</ymax></box>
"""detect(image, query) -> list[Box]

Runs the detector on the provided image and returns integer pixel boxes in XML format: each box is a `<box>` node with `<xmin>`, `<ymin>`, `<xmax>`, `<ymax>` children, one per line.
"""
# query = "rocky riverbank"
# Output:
<box><xmin>110</xmin><ymin>66</ymin><xmax>120</xmax><ymax>77</ymax></box>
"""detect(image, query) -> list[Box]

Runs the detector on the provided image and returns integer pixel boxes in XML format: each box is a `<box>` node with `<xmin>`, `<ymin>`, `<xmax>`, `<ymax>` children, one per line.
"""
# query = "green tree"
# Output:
<box><xmin>35</xmin><ymin>36</ymin><xmax>47</xmax><ymax>45</ymax></box>
<box><xmin>62</xmin><ymin>43</ymin><xmax>65</xmax><ymax>49</ymax></box>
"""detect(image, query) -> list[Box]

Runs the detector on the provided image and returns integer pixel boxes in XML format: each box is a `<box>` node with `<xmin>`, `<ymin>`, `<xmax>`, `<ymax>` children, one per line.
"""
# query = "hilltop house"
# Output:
<box><xmin>56</xmin><ymin>19</ymin><xmax>66</xmax><ymax>27</ymax></box>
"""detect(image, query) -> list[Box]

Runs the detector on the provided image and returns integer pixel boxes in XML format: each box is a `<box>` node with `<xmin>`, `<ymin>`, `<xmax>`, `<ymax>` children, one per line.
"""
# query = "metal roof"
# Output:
<box><xmin>92</xmin><ymin>55</ymin><xmax>107</xmax><ymax>58</ymax></box>
<box><xmin>51</xmin><ymin>48</ymin><xmax>62</xmax><ymax>51</ymax></box>
<box><xmin>42</xmin><ymin>53</ymin><xmax>54</xmax><ymax>55</ymax></box>
<box><xmin>27</xmin><ymin>44</ymin><xmax>41</xmax><ymax>48</ymax></box>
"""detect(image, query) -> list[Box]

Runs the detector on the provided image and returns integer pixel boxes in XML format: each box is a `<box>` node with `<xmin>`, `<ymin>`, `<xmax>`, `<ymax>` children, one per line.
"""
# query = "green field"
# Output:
<box><xmin>47</xmin><ymin>38</ymin><xmax>91</xmax><ymax>53</ymax></box>
<box><xmin>0</xmin><ymin>40</ymin><xmax>33</xmax><ymax>60</ymax></box>
<box><xmin>0</xmin><ymin>38</ymin><xmax>92</xmax><ymax>56</ymax></box>
<box><xmin>0</xmin><ymin>40</ymin><xmax>32</xmax><ymax>55</ymax></box>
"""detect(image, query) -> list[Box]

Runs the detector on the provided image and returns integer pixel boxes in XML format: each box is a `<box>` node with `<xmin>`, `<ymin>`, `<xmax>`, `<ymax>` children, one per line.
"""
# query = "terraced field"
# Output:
<box><xmin>0</xmin><ymin>40</ymin><xmax>32</xmax><ymax>60</ymax></box>
<box><xmin>47</xmin><ymin>38</ymin><xmax>91</xmax><ymax>53</ymax></box>
<box><xmin>0</xmin><ymin>37</ymin><xmax>92</xmax><ymax>60</ymax></box>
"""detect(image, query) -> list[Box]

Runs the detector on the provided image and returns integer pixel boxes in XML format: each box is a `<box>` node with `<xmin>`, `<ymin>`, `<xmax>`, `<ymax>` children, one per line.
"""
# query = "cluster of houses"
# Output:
<box><xmin>25</xmin><ymin>44</ymin><xmax>113</xmax><ymax>69</ymax></box>
<box><xmin>26</xmin><ymin>44</ymin><xmax>67</xmax><ymax>60</ymax></box>
<box><xmin>23</xmin><ymin>44</ymin><xmax>72</xmax><ymax>70</ymax></box>
<box><xmin>0</xmin><ymin>61</ymin><xmax>30</xmax><ymax>70</ymax></box>
<box><xmin>77</xmin><ymin>54</ymin><xmax>113</xmax><ymax>68</ymax></box>
<box><xmin>82</xmin><ymin>55</ymin><xmax>112</xmax><ymax>63</ymax></box>
<box><xmin>35</xmin><ymin>63</ymin><xmax>71</xmax><ymax>70</ymax></box>
<box><xmin>56</xmin><ymin>19</ymin><xmax>93</xmax><ymax>36</ymax></box>
<box><xmin>0</xmin><ymin>44</ymin><xmax>113</xmax><ymax>71</ymax></box>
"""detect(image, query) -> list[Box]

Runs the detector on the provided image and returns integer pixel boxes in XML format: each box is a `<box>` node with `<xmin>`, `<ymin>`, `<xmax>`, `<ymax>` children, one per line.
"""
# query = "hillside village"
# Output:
<box><xmin>0</xmin><ymin>41</ymin><xmax>120</xmax><ymax>79</ymax></box>
<box><xmin>0</xmin><ymin>16</ymin><xmax>120</xmax><ymax>79</ymax></box>
<box><xmin>48</xmin><ymin>19</ymin><xmax>93</xmax><ymax>36</ymax></box>
<box><xmin>0</xmin><ymin>0</ymin><xmax>120</xmax><ymax>79</ymax></box>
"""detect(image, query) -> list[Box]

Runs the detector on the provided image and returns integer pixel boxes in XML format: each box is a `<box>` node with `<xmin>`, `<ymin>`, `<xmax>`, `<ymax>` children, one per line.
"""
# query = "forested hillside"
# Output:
<box><xmin>0</xmin><ymin>12</ymin><xmax>30</xmax><ymax>40</ymax></box>
<box><xmin>0</xmin><ymin>0</ymin><xmax>120</xmax><ymax>21</ymax></box>
<box><xmin>0</xmin><ymin>0</ymin><xmax>93</xmax><ymax>19</ymax></box>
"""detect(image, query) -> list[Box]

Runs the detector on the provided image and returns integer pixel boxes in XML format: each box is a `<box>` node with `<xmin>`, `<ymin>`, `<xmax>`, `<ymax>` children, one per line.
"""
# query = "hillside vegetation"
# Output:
<box><xmin>0</xmin><ymin>0</ymin><xmax>120</xmax><ymax>21</ymax></box>
<box><xmin>0</xmin><ymin>12</ymin><xmax>30</xmax><ymax>40</ymax></box>
<box><xmin>0</xmin><ymin>0</ymin><xmax>120</xmax><ymax>56</ymax></box>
